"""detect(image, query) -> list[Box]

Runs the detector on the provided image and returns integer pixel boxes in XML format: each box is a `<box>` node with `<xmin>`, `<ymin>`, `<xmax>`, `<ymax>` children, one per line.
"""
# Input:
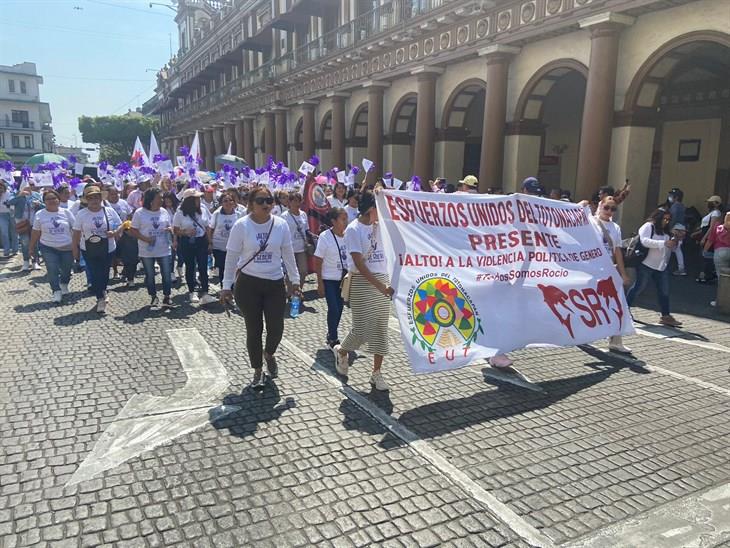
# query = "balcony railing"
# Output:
<box><xmin>1</xmin><ymin>117</ymin><xmax>36</xmax><ymax>129</ymax></box>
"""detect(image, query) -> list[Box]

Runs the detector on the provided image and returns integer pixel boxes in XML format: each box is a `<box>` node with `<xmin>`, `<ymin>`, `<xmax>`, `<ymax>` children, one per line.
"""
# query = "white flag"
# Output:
<box><xmin>362</xmin><ymin>158</ymin><xmax>374</xmax><ymax>173</ymax></box>
<box><xmin>149</xmin><ymin>131</ymin><xmax>161</xmax><ymax>163</ymax></box>
<box><xmin>131</xmin><ymin>136</ymin><xmax>149</xmax><ymax>167</ymax></box>
<box><xmin>226</xmin><ymin>142</ymin><xmax>232</xmax><ymax>156</ymax></box>
<box><xmin>190</xmin><ymin>131</ymin><xmax>201</xmax><ymax>163</ymax></box>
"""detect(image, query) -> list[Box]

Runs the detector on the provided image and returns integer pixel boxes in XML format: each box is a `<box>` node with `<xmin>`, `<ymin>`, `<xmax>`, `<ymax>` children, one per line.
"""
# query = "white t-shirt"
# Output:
<box><xmin>701</xmin><ymin>209</ymin><xmax>722</xmax><ymax>229</ymax></box>
<box><xmin>0</xmin><ymin>192</ymin><xmax>10</xmax><ymax>214</ymax></box>
<box><xmin>344</xmin><ymin>219</ymin><xmax>387</xmax><ymax>274</ymax></box>
<box><xmin>592</xmin><ymin>217</ymin><xmax>622</xmax><ymax>257</ymax></box>
<box><xmin>345</xmin><ymin>205</ymin><xmax>358</xmax><ymax>223</ymax></box>
<box><xmin>173</xmin><ymin>208</ymin><xmax>210</xmax><ymax>238</ymax></box>
<box><xmin>59</xmin><ymin>200</ymin><xmax>74</xmax><ymax>210</ymax></box>
<box><xmin>209</xmin><ymin>209</ymin><xmax>245</xmax><ymax>251</ymax></box>
<box><xmin>109</xmin><ymin>199</ymin><xmax>133</xmax><ymax>221</ymax></box>
<box><xmin>73</xmin><ymin>206</ymin><xmax>121</xmax><ymax>252</ymax></box>
<box><xmin>131</xmin><ymin>208</ymin><xmax>173</xmax><ymax>258</ymax></box>
<box><xmin>328</xmin><ymin>196</ymin><xmax>347</xmax><ymax>209</ymax></box>
<box><xmin>127</xmin><ymin>189</ymin><xmax>143</xmax><ymax>210</ymax></box>
<box><xmin>314</xmin><ymin>229</ymin><xmax>348</xmax><ymax>281</ymax></box>
<box><xmin>32</xmin><ymin>208</ymin><xmax>76</xmax><ymax>249</ymax></box>
<box><xmin>282</xmin><ymin>210</ymin><xmax>309</xmax><ymax>253</ymax></box>
<box><xmin>223</xmin><ymin>215</ymin><xmax>299</xmax><ymax>289</ymax></box>
<box><xmin>272</xmin><ymin>204</ymin><xmax>287</xmax><ymax>217</ymax></box>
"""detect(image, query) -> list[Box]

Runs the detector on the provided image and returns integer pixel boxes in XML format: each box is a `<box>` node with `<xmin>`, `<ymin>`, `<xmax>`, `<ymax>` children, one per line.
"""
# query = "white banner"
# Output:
<box><xmin>376</xmin><ymin>191</ymin><xmax>634</xmax><ymax>374</ymax></box>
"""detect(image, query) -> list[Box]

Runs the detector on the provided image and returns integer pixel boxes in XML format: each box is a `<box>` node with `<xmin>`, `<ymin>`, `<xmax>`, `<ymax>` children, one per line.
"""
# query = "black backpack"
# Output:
<box><xmin>622</xmin><ymin>226</ymin><xmax>653</xmax><ymax>267</ymax></box>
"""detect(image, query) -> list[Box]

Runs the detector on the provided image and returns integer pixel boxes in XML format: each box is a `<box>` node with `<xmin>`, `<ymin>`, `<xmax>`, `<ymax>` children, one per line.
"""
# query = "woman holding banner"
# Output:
<box><xmin>334</xmin><ymin>191</ymin><xmax>394</xmax><ymax>391</ymax></box>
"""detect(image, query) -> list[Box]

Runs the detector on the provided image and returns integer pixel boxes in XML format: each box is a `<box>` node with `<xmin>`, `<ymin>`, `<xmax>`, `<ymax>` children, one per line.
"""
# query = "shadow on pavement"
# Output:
<box><xmin>634</xmin><ymin>321</ymin><xmax>712</xmax><ymax>342</ymax></box>
<box><xmin>213</xmin><ymin>381</ymin><xmax>296</xmax><ymax>439</ymax></box>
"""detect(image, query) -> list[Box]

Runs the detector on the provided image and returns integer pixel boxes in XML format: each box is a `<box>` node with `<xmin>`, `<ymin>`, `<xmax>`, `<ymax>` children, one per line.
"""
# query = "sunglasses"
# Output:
<box><xmin>602</xmin><ymin>205</ymin><xmax>617</xmax><ymax>212</ymax></box>
<box><xmin>221</xmin><ymin>198</ymin><xmax>234</xmax><ymax>203</ymax></box>
<box><xmin>254</xmin><ymin>197</ymin><xmax>274</xmax><ymax>205</ymax></box>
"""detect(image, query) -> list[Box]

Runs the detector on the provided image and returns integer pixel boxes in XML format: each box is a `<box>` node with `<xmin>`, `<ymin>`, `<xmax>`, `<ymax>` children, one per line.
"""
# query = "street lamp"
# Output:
<box><xmin>149</xmin><ymin>2</ymin><xmax>176</xmax><ymax>12</ymax></box>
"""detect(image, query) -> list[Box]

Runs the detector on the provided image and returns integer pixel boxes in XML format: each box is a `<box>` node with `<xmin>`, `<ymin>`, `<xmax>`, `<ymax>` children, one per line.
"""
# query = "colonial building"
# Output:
<box><xmin>151</xmin><ymin>0</ymin><xmax>729</xmax><ymax>231</ymax></box>
<box><xmin>0</xmin><ymin>62</ymin><xmax>54</xmax><ymax>164</ymax></box>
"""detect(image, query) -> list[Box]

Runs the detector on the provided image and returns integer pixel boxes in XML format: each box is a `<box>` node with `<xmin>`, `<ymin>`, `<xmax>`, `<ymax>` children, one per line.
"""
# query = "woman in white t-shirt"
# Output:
<box><xmin>173</xmin><ymin>189</ymin><xmax>215</xmax><ymax>305</ymax></box>
<box><xmin>591</xmin><ymin>196</ymin><xmax>632</xmax><ymax>353</ymax></box>
<box><xmin>220</xmin><ymin>186</ymin><xmax>300</xmax><ymax>390</ymax></box>
<box><xmin>327</xmin><ymin>182</ymin><xmax>348</xmax><ymax>209</ymax></box>
<box><xmin>314</xmin><ymin>207</ymin><xmax>348</xmax><ymax>348</ymax></box>
<box><xmin>693</xmin><ymin>195</ymin><xmax>724</xmax><ymax>283</ymax></box>
<box><xmin>344</xmin><ymin>189</ymin><xmax>359</xmax><ymax>223</ymax></box>
<box><xmin>29</xmin><ymin>190</ymin><xmax>76</xmax><ymax>303</ymax></box>
<box><xmin>626</xmin><ymin>208</ymin><xmax>682</xmax><ymax>327</ymax></box>
<box><xmin>333</xmin><ymin>191</ymin><xmax>393</xmax><ymax>391</ymax></box>
<box><xmin>72</xmin><ymin>185</ymin><xmax>123</xmax><ymax>313</ymax></box>
<box><xmin>130</xmin><ymin>187</ymin><xmax>176</xmax><ymax>308</ymax></box>
<box><xmin>208</xmin><ymin>189</ymin><xmax>245</xmax><ymax>285</ymax></box>
<box><xmin>281</xmin><ymin>191</ymin><xmax>311</xmax><ymax>294</ymax></box>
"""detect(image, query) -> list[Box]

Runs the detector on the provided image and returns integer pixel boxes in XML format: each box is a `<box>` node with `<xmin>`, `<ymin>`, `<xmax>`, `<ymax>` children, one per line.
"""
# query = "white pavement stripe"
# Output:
<box><xmin>66</xmin><ymin>328</ymin><xmax>238</xmax><ymax>487</ymax></box>
<box><xmin>279</xmin><ymin>338</ymin><xmax>556</xmax><ymax>548</ymax></box>
<box><xmin>634</xmin><ymin>326</ymin><xmax>730</xmax><ymax>354</ymax></box>
<box><xmin>584</xmin><ymin>344</ymin><xmax>730</xmax><ymax>398</ymax></box>
<box><xmin>569</xmin><ymin>482</ymin><xmax>730</xmax><ymax>548</ymax></box>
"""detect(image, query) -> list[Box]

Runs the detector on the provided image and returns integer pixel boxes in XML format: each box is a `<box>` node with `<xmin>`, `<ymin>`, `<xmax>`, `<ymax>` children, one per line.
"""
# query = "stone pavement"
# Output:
<box><xmin>0</xmin><ymin>254</ymin><xmax>729</xmax><ymax>547</ymax></box>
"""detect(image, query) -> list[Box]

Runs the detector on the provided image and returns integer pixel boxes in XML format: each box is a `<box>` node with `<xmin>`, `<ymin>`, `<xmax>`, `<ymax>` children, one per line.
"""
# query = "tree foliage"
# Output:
<box><xmin>0</xmin><ymin>149</ymin><xmax>10</xmax><ymax>161</ymax></box>
<box><xmin>78</xmin><ymin>114</ymin><xmax>159</xmax><ymax>163</ymax></box>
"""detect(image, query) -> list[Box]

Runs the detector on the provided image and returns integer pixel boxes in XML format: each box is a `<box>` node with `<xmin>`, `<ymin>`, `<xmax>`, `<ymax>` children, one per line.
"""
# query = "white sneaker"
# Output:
<box><xmin>176</xmin><ymin>266</ymin><xmax>183</xmax><ymax>278</ymax></box>
<box><xmin>60</xmin><ymin>283</ymin><xmax>69</xmax><ymax>295</ymax></box>
<box><xmin>190</xmin><ymin>292</ymin><xmax>200</xmax><ymax>303</ymax></box>
<box><xmin>673</xmin><ymin>269</ymin><xmax>687</xmax><ymax>276</ymax></box>
<box><xmin>370</xmin><ymin>371</ymin><xmax>390</xmax><ymax>391</ymax></box>
<box><xmin>608</xmin><ymin>336</ymin><xmax>632</xmax><ymax>354</ymax></box>
<box><xmin>51</xmin><ymin>290</ymin><xmax>62</xmax><ymax>303</ymax></box>
<box><xmin>710</xmin><ymin>301</ymin><xmax>717</xmax><ymax>307</ymax></box>
<box><xmin>171</xmin><ymin>273</ymin><xmax>177</xmax><ymax>282</ymax></box>
<box><xmin>21</xmin><ymin>260</ymin><xmax>30</xmax><ymax>271</ymax></box>
<box><xmin>488</xmin><ymin>354</ymin><xmax>514</xmax><ymax>368</ymax></box>
<box><xmin>200</xmin><ymin>294</ymin><xmax>217</xmax><ymax>305</ymax></box>
<box><xmin>333</xmin><ymin>344</ymin><xmax>348</xmax><ymax>376</ymax></box>
<box><xmin>32</xmin><ymin>262</ymin><xmax>41</xmax><ymax>271</ymax></box>
<box><xmin>96</xmin><ymin>299</ymin><xmax>107</xmax><ymax>313</ymax></box>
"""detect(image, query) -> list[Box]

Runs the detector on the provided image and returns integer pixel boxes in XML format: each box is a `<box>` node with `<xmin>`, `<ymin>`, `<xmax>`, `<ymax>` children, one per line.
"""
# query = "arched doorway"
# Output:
<box><xmin>623</xmin><ymin>33</ymin><xmax>730</xmax><ymax>216</ymax></box>
<box><xmin>348</xmin><ymin>103</ymin><xmax>369</xmax><ymax>168</ymax></box>
<box><xmin>513</xmin><ymin>60</ymin><xmax>588</xmax><ymax>197</ymax></box>
<box><xmin>440</xmin><ymin>80</ymin><xmax>485</xmax><ymax>183</ymax></box>
<box><xmin>386</xmin><ymin>94</ymin><xmax>417</xmax><ymax>178</ymax></box>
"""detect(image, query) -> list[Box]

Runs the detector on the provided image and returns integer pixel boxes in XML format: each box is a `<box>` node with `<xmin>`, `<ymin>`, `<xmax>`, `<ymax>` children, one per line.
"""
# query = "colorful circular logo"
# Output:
<box><xmin>411</xmin><ymin>277</ymin><xmax>480</xmax><ymax>351</ymax></box>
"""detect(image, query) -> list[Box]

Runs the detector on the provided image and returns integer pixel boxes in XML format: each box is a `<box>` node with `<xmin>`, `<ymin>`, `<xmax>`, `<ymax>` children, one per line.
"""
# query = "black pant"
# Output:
<box><xmin>212</xmin><ymin>248</ymin><xmax>227</xmax><ymax>284</ymax></box>
<box><xmin>179</xmin><ymin>236</ymin><xmax>209</xmax><ymax>293</ymax></box>
<box><xmin>234</xmin><ymin>273</ymin><xmax>286</xmax><ymax>369</ymax></box>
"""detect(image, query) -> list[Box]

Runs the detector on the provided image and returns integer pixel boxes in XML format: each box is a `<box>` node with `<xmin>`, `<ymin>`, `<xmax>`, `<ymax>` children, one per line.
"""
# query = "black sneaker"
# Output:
<box><xmin>251</xmin><ymin>369</ymin><xmax>265</xmax><ymax>391</ymax></box>
<box><xmin>150</xmin><ymin>296</ymin><xmax>159</xmax><ymax>308</ymax></box>
<box><xmin>162</xmin><ymin>296</ymin><xmax>177</xmax><ymax>308</ymax></box>
<box><xmin>265</xmin><ymin>354</ymin><xmax>278</xmax><ymax>379</ymax></box>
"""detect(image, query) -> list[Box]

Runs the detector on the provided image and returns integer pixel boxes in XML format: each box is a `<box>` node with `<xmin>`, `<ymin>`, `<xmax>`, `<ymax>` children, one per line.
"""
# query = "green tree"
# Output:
<box><xmin>0</xmin><ymin>149</ymin><xmax>10</xmax><ymax>161</ymax></box>
<box><xmin>78</xmin><ymin>114</ymin><xmax>160</xmax><ymax>164</ymax></box>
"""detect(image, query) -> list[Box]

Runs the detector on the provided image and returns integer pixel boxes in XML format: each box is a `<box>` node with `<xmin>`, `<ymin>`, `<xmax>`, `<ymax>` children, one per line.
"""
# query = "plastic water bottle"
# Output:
<box><xmin>290</xmin><ymin>295</ymin><xmax>301</xmax><ymax>318</ymax></box>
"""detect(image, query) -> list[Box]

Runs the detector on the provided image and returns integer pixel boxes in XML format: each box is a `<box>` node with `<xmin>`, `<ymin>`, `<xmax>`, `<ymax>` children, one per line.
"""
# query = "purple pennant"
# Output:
<box><xmin>98</xmin><ymin>161</ymin><xmax>109</xmax><ymax>173</ymax></box>
<box><xmin>68</xmin><ymin>155</ymin><xmax>78</xmax><ymax>165</ymax></box>
<box><xmin>153</xmin><ymin>153</ymin><xmax>168</xmax><ymax>163</ymax></box>
<box><xmin>0</xmin><ymin>160</ymin><xmax>13</xmax><ymax>172</ymax></box>
<box><xmin>411</xmin><ymin>175</ymin><xmax>421</xmax><ymax>191</ymax></box>
<box><xmin>351</xmin><ymin>166</ymin><xmax>360</xmax><ymax>176</ymax></box>
<box><xmin>309</xmin><ymin>155</ymin><xmax>320</xmax><ymax>166</ymax></box>
<box><xmin>180</xmin><ymin>146</ymin><xmax>189</xmax><ymax>156</ymax></box>
<box><xmin>69</xmin><ymin>177</ymin><xmax>82</xmax><ymax>189</ymax></box>
<box><xmin>60</xmin><ymin>160</ymin><xmax>69</xmax><ymax>170</ymax></box>
<box><xmin>20</xmin><ymin>166</ymin><xmax>31</xmax><ymax>180</ymax></box>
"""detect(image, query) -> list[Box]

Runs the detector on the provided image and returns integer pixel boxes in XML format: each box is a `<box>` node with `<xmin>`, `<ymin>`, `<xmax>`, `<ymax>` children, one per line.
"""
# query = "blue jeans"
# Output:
<box><xmin>18</xmin><ymin>232</ymin><xmax>30</xmax><ymax>261</ymax></box>
<box><xmin>140</xmin><ymin>255</ymin><xmax>172</xmax><ymax>298</ymax></box>
<box><xmin>82</xmin><ymin>250</ymin><xmax>113</xmax><ymax>300</ymax></box>
<box><xmin>39</xmin><ymin>244</ymin><xmax>73</xmax><ymax>292</ymax></box>
<box><xmin>324</xmin><ymin>279</ymin><xmax>345</xmax><ymax>343</ymax></box>
<box><xmin>626</xmin><ymin>263</ymin><xmax>670</xmax><ymax>316</ymax></box>
<box><xmin>0</xmin><ymin>212</ymin><xmax>13</xmax><ymax>256</ymax></box>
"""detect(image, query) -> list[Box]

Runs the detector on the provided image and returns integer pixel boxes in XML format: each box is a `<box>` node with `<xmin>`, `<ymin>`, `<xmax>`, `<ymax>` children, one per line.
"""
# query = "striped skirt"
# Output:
<box><xmin>341</xmin><ymin>272</ymin><xmax>391</xmax><ymax>356</ymax></box>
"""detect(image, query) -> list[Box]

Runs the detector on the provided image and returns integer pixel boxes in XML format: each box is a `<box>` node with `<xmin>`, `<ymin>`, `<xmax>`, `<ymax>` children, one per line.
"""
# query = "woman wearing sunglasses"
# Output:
<box><xmin>592</xmin><ymin>196</ymin><xmax>632</xmax><ymax>353</ymax></box>
<box><xmin>221</xmin><ymin>186</ymin><xmax>300</xmax><ymax>390</ymax></box>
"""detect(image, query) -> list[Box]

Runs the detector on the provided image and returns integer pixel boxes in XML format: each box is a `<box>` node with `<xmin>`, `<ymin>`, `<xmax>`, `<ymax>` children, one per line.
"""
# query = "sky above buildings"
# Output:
<box><xmin>1</xmin><ymin>0</ymin><xmax>178</xmax><ymax>153</ymax></box>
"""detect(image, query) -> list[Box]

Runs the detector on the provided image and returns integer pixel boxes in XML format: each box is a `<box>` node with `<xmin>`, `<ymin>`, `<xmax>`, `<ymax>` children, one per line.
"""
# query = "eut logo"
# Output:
<box><xmin>538</xmin><ymin>277</ymin><xmax>624</xmax><ymax>338</ymax></box>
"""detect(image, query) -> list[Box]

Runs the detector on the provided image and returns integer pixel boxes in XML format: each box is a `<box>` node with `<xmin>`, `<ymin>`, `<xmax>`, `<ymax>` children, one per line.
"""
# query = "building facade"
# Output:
<box><xmin>151</xmin><ymin>0</ymin><xmax>730</xmax><ymax>231</ymax></box>
<box><xmin>0</xmin><ymin>62</ymin><xmax>54</xmax><ymax>164</ymax></box>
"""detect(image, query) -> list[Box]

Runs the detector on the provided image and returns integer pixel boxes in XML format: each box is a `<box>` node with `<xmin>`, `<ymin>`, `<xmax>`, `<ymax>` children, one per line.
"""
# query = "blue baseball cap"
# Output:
<box><xmin>521</xmin><ymin>177</ymin><xmax>545</xmax><ymax>196</ymax></box>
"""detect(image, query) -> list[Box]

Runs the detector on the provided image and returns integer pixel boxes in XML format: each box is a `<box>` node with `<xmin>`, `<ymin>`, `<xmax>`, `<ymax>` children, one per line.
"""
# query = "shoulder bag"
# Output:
<box><xmin>84</xmin><ymin>208</ymin><xmax>110</xmax><ymax>260</ymax></box>
<box><xmin>15</xmin><ymin>201</ymin><xmax>31</xmax><ymax>235</ymax></box>
<box><xmin>292</xmin><ymin>214</ymin><xmax>315</xmax><ymax>256</ymax></box>
<box><xmin>623</xmin><ymin>226</ymin><xmax>653</xmax><ymax>268</ymax></box>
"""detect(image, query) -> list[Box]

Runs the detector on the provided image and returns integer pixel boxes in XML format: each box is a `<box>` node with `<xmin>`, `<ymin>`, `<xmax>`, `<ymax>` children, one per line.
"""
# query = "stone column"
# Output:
<box><xmin>411</xmin><ymin>67</ymin><xmax>442</xmax><ymax>186</ymax></box>
<box><xmin>235</xmin><ymin>120</ymin><xmax>245</xmax><ymax>158</ymax></box>
<box><xmin>478</xmin><ymin>45</ymin><xmax>520</xmax><ymax>194</ymax></box>
<box><xmin>198</xmin><ymin>131</ymin><xmax>207</xmax><ymax>168</ymax></box>
<box><xmin>274</xmin><ymin>108</ymin><xmax>288</xmax><ymax>163</ymax></box>
<box><xmin>329</xmin><ymin>93</ymin><xmax>348</xmax><ymax>170</ymax></box>
<box><xmin>264</xmin><ymin>112</ymin><xmax>275</xmax><ymax>159</ymax></box>
<box><xmin>301</xmin><ymin>102</ymin><xmax>316</xmax><ymax>161</ymax></box>
<box><xmin>223</xmin><ymin>123</ymin><xmax>236</xmax><ymax>155</ymax></box>
<box><xmin>575</xmin><ymin>12</ymin><xmax>634</xmax><ymax>199</ymax></box>
<box><xmin>365</xmin><ymin>81</ymin><xmax>388</xmax><ymax>178</ymax></box>
<box><xmin>213</xmin><ymin>126</ymin><xmax>225</xmax><ymax>165</ymax></box>
<box><xmin>242</xmin><ymin>118</ymin><xmax>255</xmax><ymax>164</ymax></box>
<box><xmin>203</xmin><ymin>129</ymin><xmax>216</xmax><ymax>171</ymax></box>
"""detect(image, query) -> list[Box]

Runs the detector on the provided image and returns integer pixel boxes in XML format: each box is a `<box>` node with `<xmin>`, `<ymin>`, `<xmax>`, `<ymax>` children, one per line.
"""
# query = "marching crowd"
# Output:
<box><xmin>1</xmin><ymin>163</ymin><xmax>729</xmax><ymax>391</ymax></box>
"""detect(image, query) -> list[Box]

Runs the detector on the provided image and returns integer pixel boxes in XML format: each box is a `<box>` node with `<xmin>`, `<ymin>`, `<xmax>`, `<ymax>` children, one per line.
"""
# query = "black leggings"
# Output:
<box><xmin>234</xmin><ymin>273</ymin><xmax>287</xmax><ymax>369</ymax></box>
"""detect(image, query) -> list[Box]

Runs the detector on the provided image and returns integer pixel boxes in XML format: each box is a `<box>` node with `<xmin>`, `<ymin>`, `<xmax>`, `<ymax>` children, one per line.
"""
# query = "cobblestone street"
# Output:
<box><xmin>1</xmin><ymin>255</ymin><xmax>729</xmax><ymax>548</ymax></box>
